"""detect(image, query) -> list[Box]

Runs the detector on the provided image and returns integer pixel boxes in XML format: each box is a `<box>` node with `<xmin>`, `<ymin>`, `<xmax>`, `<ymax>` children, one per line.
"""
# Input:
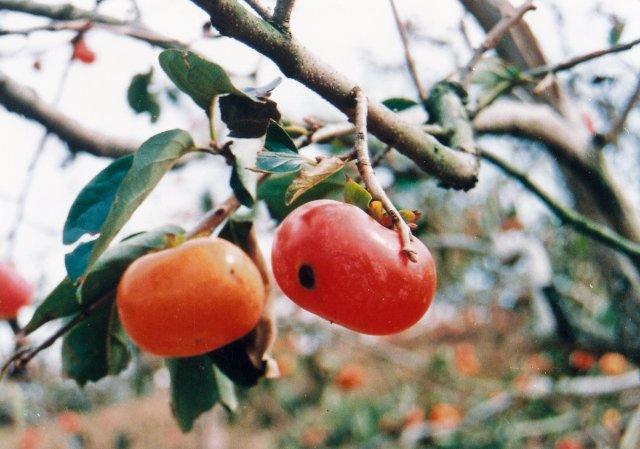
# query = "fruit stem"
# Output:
<box><xmin>352</xmin><ymin>87</ymin><xmax>418</xmax><ymax>262</ymax></box>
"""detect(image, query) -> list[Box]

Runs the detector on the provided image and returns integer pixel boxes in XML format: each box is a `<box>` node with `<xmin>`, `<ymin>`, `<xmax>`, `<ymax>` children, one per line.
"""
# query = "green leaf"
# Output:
<box><xmin>213</xmin><ymin>365</ymin><xmax>238</xmax><ymax>413</ymax></box>
<box><xmin>219</xmin><ymin>95</ymin><xmax>281</xmax><ymax>138</ymax></box>
<box><xmin>229</xmin><ymin>141</ymin><xmax>260</xmax><ymax>208</ymax></box>
<box><xmin>158</xmin><ymin>49</ymin><xmax>244</xmax><ymax>110</ymax></box>
<box><xmin>127</xmin><ymin>69</ymin><xmax>160</xmax><ymax>122</ymax></box>
<box><xmin>23</xmin><ymin>277</ymin><xmax>80</xmax><ymax>334</ymax></box>
<box><xmin>255</xmin><ymin>121</ymin><xmax>302</xmax><ymax>173</ymax></box>
<box><xmin>80</xmin><ymin>225</ymin><xmax>185</xmax><ymax>305</ymax></box>
<box><xmin>257</xmin><ymin>171</ymin><xmax>344</xmax><ymax>222</ymax></box>
<box><xmin>344</xmin><ymin>178</ymin><xmax>372</xmax><ymax>211</ymax></box>
<box><xmin>167</xmin><ymin>355</ymin><xmax>218</xmax><ymax>432</ymax></box>
<box><xmin>73</xmin><ymin>130</ymin><xmax>194</xmax><ymax>279</ymax></box>
<box><xmin>382</xmin><ymin>97</ymin><xmax>419</xmax><ymax>112</ymax></box>
<box><xmin>265</xmin><ymin>120</ymin><xmax>297</xmax><ymax>153</ymax></box>
<box><xmin>285</xmin><ymin>157</ymin><xmax>345</xmax><ymax>205</ymax></box>
<box><xmin>65</xmin><ymin>240</ymin><xmax>96</xmax><ymax>282</ymax></box>
<box><xmin>63</xmin><ymin>155</ymin><xmax>134</xmax><ymax>245</ymax></box>
<box><xmin>62</xmin><ymin>302</ymin><xmax>130</xmax><ymax>386</ymax></box>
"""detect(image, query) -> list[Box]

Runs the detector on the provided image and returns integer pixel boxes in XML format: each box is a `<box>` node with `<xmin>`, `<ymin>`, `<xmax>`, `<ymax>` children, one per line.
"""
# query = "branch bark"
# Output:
<box><xmin>353</xmin><ymin>87</ymin><xmax>417</xmax><ymax>261</ymax></box>
<box><xmin>460</xmin><ymin>0</ymin><xmax>536</xmax><ymax>85</ymax></box>
<box><xmin>0</xmin><ymin>72</ymin><xmax>137</xmax><ymax>158</ymax></box>
<box><xmin>192</xmin><ymin>0</ymin><xmax>479</xmax><ymax>190</ymax></box>
<box><xmin>272</xmin><ymin>0</ymin><xmax>295</xmax><ymax>32</ymax></box>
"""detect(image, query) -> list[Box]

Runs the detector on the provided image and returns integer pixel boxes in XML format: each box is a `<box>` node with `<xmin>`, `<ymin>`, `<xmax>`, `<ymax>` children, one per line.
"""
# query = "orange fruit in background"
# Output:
<box><xmin>602</xmin><ymin>408</ymin><xmax>621</xmax><ymax>432</ymax></box>
<box><xmin>555</xmin><ymin>437</ymin><xmax>583</xmax><ymax>449</ymax></box>
<box><xmin>19</xmin><ymin>427</ymin><xmax>43</xmax><ymax>449</ymax></box>
<box><xmin>71</xmin><ymin>38</ymin><xmax>96</xmax><ymax>64</ymax></box>
<box><xmin>402</xmin><ymin>407</ymin><xmax>425</xmax><ymax>428</ymax></box>
<box><xmin>569</xmin><ymin>349</ymin><xmax>596</xmax><ymax>372</ymax></box>
<box><xmin>57</xmin><ymin>410</ymin><xmax>83</xmax><ymax>434</ymax></box>
<box><xmin>117</xmin><ymin>237</ymin><xmax>265</xmax><ymax>357</ymax></box>
<box><xmin>427</xmin><ymin>403</ymin><xmax>461</xmax><ymax>430</ymax></box>
<box><xmin>454</xmin><ymin>343</ymin><xmax>481</xmax><ymax>376</ymax></box>
<box><xmin>0</xmin><ymin>262</ymin><xmax>33</xmax><ymax>319</ymax></box>
<box><xmin>598</xmin><ymin>352</ymin><xmax>628</xmax><ymax>375</ymax></box>
<box><xmin>336</xmin><ymin>363</ymin><xmax>365</xmax><ymax>390</ymax></box>
<box><xmin>272</xmin><ymin>200</ymin><xmax>437</xmax><ymax>335</ymax></box>
<box><xmin>300</xmin><ymin>426</ymin><xmax>327</xmax><ymax>447</ymax></box>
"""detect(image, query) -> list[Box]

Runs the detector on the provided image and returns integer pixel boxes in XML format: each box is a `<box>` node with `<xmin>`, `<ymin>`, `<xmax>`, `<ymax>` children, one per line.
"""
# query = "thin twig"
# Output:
<box><xmin>527</xmin><ymin>37</ymin><xmax>640</xmax><ymax>77</ymax></box>
<box><xmin>621</xmin><ymin>403</ymin><xmax>640</xmax><ymax>449</ymax></box>
<box><xmin>603</xmin><ymin>74</ymin><xmax>640</xmax><ymax>145</ymax></box>
<box><xmin>244</xmin><ymin>0</ymin><xmax>271</xmax><ymax>21</ymax></box>
<box><xmin>388</xmin><ymin>0</ymin><xmax>427</xmax><ymax>103</ymax></box>
<box><xmin>5</xmin><ymin>61</ymin><xmax>73</xmax><ymax>260</ymax></box>
<box><xmin>186</xmin><ymin>196</ymin><xmax>241</xmax><ymax>239</ymax></box>
<box><xmin>481</xmin><ymin>148</ymin><xmax>640</xmax><ymax>260</ymax></box>
<box><xmin>460</xmin><ymin>0</ymin><xmax>536</xmax><ymax>85</ymax></box>
<box><xmin>352</xmin><ymin>87</ymin><xmax>417</xmax><ymax>262</ymax></box>
<box><xmin>272</xmin><ymin>0</ymin><xmax>296</xmax><ymax>33</ymax></box>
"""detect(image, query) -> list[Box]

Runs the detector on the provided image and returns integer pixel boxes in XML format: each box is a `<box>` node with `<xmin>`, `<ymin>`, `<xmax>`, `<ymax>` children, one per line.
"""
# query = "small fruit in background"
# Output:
<box><xmin>117</xmin><ymin>237</ymin><xmax>265</xmax><ymax>357</ymax></box>
<box><xmin>402</xmin><ymin>406</ymin><xmax>425</xmax><ymax>428</ymax></box>
<box><xmin>598</xmin><ymin>352</ymin><xmax>628</xmax><ymax>375</ymax></box>
<box><xmin>524</xmin><ymin>353</ymin><xmax>553</xmax><ymax>375</ymax></box>
<box><xmin>19</xmin><ymin>427</ymin><xmax>43</xmax><ymax>449</ymax></box>
<box><xmin>272</xmin><ymin>200</ymin><xmax>437</xmax><ymax>335</ymax></box>
<box><xmin>299</xmin><ymin>426</ymin><xmax>327</xmax><ymax>448</ymax></box>
<box><xmin>335</xmin><ymin>363</ymin><xmax>365</xmax><ymax>390</ymax></box>
<box><xmin>569</xmin><ymin>349</ymin><xmax>596</xmax><ymax>372</ymax></box>
<box><xmin>71</xmin><ymin>37</ymin><xmax>96</xmax><ymax>64</ymax></box>
<box><xmin>454</xmin><ymin>343</ymin><xmax>481</xmax><ymax>376</ymax></box>
<box><xmin>555</xmin><ymin>436</ymin><xmax>583</xmax><ymax>449</ymax></box>
<box><xmin>602</xmin><ymin>408</ymin><xmax>621</xmax><ymax>432</ymax></box>
<box><xmin>427</xmin><ymin>403</ymin><xmax>461</xmax><ymax>430</ymax></box>
<box><xmin>57</xmin><ymin>410</ymin><xmax>83</xmax><ymax>434</ymax></box>
<box><xmin>0</xmin><ymin>262</ymin><xmax>33</xmax><ymax>319</ymax></box>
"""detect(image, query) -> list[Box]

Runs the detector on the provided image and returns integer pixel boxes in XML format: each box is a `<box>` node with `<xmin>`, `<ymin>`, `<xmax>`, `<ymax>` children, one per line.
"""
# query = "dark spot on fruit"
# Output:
<box><xmin>298</xmin><ymin>264</ymin><xmax>315</xmax><ymax>289</ymax></box>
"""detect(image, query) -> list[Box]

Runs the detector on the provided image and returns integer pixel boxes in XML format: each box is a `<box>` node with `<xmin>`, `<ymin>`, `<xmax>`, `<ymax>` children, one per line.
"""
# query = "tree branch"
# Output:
<box><xmin>0</xmin><ymin>1</ymin><xmax>187</xmax><ymax>49</ymax></box>
<box><xmin>191</xmin><ymin>0</ymin><xmax>479</xmax><ymax>190</ymax></box>
<box><xmin>272</xmin><ymin>0</ymin><xmax>295</xmax><ymax>33</ymax></box>
<box><xmin>603</xmin><ymin>74</ymin><xmax>640</xmax><ymax>145</ymax></box>
<box><xmin>527</xmin><ymin>37</ymin><xmax>640</xmax><ymax>78</ymax></box>
<box><xmin>353</xmin><ymin>87</ymin><xmax>417</xmax><ymax>262</ymax></box>
<box><xmin>388</xmin><ymin>0</ymin><xmax>427</xmax><ymax>103</ymax></box>
<box><xmin>460</xmin><ymin>0</ymin><xmax>536</xmax><ymax>86</ymax></box>
<box><xmin>243</xmin><ymin>0</ymin><xmax>271</xmax><ymax>21</ymax></box>
<box><xmin>481</xmin><ymin>148</ymin><xmax>640</xmax><ymax>260</ymax></box>
<box><xmin>0</xmin><ymin>71</ymin><xmax>137</xmax><ymax>158</ymax></box>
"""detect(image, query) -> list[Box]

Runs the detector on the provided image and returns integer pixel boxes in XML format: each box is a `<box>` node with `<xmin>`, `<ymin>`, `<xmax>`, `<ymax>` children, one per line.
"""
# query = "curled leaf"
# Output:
<box><xmin>285</xmin><ymin>157</ymin><xmax>345</xmax><ymax>205</ymax></box>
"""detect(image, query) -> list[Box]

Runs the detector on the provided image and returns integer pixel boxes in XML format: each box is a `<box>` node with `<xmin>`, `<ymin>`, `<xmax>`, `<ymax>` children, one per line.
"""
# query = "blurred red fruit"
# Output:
<box><xmin>57</xmin><ymin>410</ymin><xmax>83</xmax><ymax>434</ymax></box>
<box><xmin>402</xmin><ymin>407</ymin><xmax>425</xmax><ymax>428</ymax></box>
<box><xmin>72</xmin><ymin>38</ymin><xmax>96</xmax><ymax>64</ymax></box>
<box><xmin>19</xmin><ymin>427</ymin><xmax>43</xmax><ymax>449</ymax></box>
<box><xmin>336</xmin><ymin>363</ymin><xmax>365</xmax><ymax>390</ymax></box>
<box><xmin>0</xmin><ymin>262</ymin><xmax>33</xmax><ymax>319</ymax></box>
<box><xmin>569</xmin><ymin>349</ymin><xmax>596</xmax><ymax>372</ymax></box>
<box><xmin>427</xmin><ymin>403</ymin><xmax>461</xmax><ymax>430</ymax></box>
<box><xmin>555</xmin><ymin>437</ymin><xmax>583</xmax><ymax>449</ymax></box>
<box><xmin>300</xmin><ymin>426</ymin><xmax>327</xmax><ymax>447</ymax></box>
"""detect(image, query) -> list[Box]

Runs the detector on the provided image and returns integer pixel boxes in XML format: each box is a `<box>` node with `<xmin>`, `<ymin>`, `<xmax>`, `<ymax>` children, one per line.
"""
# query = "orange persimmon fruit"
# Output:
<box><xmin>116</xmin><ymin>237</ymin><xmax>265</xmax><ymax>357</ymax></box>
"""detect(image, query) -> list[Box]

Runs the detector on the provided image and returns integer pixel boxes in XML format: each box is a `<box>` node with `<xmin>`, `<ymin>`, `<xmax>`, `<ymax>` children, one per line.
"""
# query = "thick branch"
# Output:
<box><xmin>481</xmin><ymin>149</ymin><xmax>640</xmax><ymax>260</ymax></box>
<box><xmin>0</xmin><ymin>72</ymin><xmax>137</xmax><ymax>158</ymax></box>
<box><xmin>474</xmin><ymin>101</ymin><xmax>640</xmax><ymax>242</ymax></box>
<box><xmin>243</xmin><ymin>0</ymin><xmax>271</xmax><ymax>21</ymax></box>
<box><xmin>192</xmin><ymin>0</ymin><xmax>479</xmax><ymax>190</ymax></box>
<box><xmin>353</xmin><ymin>87</ymin><xmax>417</xmax><ymax>262</ymax></box>
<box><xmin>460</xmin><ymin>0</ymin><xmax>536</xmax><ymax>85</ymax></box>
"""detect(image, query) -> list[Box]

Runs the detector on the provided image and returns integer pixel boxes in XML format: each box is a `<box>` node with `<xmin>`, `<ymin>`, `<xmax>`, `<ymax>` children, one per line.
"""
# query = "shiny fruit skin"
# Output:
<box><xmin>271</xmin><ymin>200</ymin><xmax>437</xmax><ymax>335</ymax></box>
<box><xmin>0</xmin><ymin>262</ymin><xmax>32</xmax><ymax>319</ymax></box>
<box><xmin>117</xmin><ymin>238</ymin><xmax>265</xmax><ymax>357</ymax></box>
